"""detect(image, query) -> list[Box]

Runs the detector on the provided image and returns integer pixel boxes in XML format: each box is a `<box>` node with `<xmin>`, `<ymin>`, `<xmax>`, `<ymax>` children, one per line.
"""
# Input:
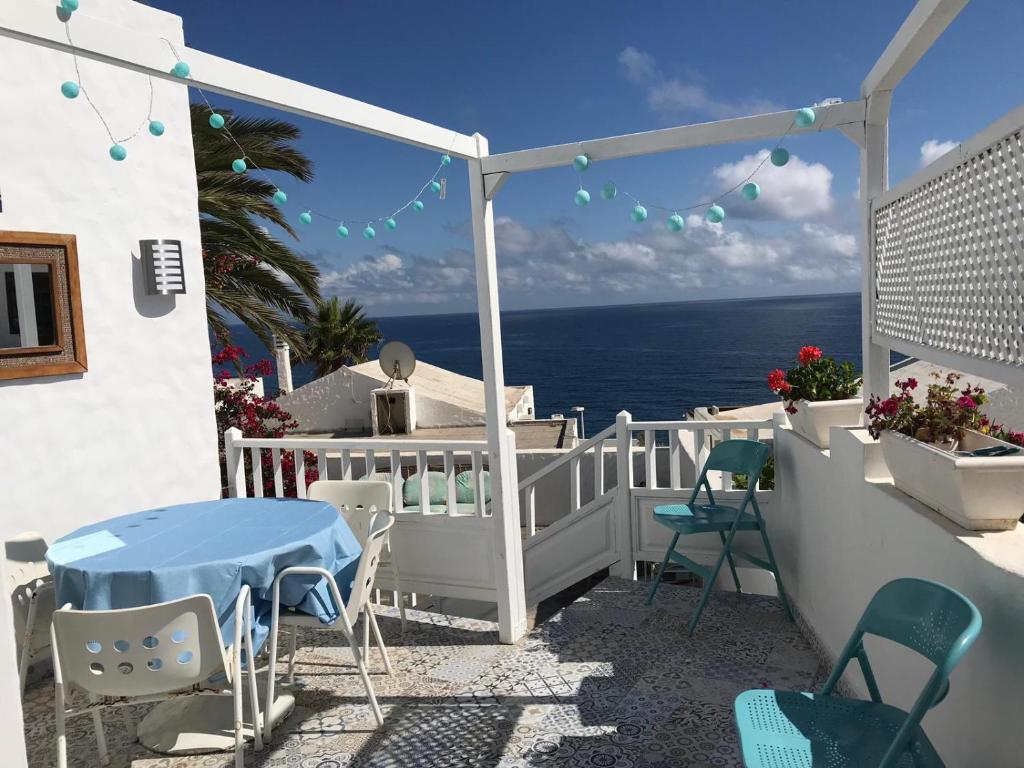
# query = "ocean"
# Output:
<box><xmin>223</xmin><ymin>292</ymin><xmax>863</xmax><ymax>434</ymax></box>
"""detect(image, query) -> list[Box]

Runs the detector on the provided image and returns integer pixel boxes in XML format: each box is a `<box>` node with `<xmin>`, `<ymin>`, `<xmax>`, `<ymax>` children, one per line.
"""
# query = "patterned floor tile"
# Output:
<box><xmin>24</xmin><ymin>578</ymin><xmax>824</xmax><ymax>768</ymax></box>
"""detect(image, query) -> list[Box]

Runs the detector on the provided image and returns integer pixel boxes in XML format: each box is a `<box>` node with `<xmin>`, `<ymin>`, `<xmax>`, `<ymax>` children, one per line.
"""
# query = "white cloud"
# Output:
<box><xmin>920</xmin><ymin>139</ymin><xmax>957</xmax><ymax>167</ymax></box>
<box><xmin>618</xmin><ymin>46</ymin><xmax>781</xmax><ymax>119</ymax></box>
<box><xmin>317</xmin><ymin>215</ymin><xmax>859</xmax><ymax>313</ymax></box>
<box><xmin>711</xmin><ymin>150</ymin><xmax>835</xmax><ymax>220</ymax></box>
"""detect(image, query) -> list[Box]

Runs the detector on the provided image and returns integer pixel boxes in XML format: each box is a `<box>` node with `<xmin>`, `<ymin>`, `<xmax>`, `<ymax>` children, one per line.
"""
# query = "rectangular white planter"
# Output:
<box><xmin>786</xmin><ymin>398</ymin><xmax>863</xmax><ymax>449</ymax></box>
<box><xmin>880</xmin><ymin>430</ymin><xmax>1024</xmax><ymax>531</ymax></box>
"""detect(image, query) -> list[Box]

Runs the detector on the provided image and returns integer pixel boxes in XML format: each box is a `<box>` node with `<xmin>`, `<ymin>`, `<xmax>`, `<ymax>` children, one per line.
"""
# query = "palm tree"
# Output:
<box><xmin>193</xmin><ymin>104</ymin><xmax>321</xmax><ymax>353</ymax></box>
<box><xmin>304</xmin><ymin>297</ymin><xmax>382</xmax><ymax>377</ymax></box>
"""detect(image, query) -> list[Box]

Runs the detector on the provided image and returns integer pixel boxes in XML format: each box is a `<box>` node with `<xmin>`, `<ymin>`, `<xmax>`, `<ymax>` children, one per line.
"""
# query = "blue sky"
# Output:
<box><xmin>150</xmin><ymin>0</ymin><xmax>1021</xmax><ymax>316</ymax></box>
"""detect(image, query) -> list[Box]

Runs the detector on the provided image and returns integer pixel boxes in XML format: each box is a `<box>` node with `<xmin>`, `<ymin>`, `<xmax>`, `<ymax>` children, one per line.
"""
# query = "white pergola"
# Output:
<box><xmin>7</xmin><ymin>0</ymin><xmax>1017</xmax><ymax>642</ymax></box>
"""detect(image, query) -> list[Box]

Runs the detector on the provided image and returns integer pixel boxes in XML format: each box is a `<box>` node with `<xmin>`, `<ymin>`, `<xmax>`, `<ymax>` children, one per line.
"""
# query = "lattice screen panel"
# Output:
<box><xmin>873</xmin><ymin>126</ymin><xmax>1024</xmax><ymax>372</ymax></box>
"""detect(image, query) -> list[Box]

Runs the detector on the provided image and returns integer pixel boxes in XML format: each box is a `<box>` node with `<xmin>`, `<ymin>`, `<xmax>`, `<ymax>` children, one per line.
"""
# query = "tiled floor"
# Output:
<box><xmin>23</xmin><ymin>577</ymin><xmax>827</xmax><ymax>767</ymax></box>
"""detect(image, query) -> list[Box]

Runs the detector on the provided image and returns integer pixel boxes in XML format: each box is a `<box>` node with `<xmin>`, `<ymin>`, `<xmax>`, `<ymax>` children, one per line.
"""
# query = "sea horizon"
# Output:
<box><xmin>223</xmin><ymin>291</ymin><xmax>863</xmax><ymax>433</ymax></box>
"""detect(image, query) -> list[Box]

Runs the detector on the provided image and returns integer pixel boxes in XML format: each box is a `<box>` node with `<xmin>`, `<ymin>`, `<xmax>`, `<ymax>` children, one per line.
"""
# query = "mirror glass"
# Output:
<box><xmin>0</xmin><ymin>263</ymin><xmax>57</xmax><ymax>349</ymax></box>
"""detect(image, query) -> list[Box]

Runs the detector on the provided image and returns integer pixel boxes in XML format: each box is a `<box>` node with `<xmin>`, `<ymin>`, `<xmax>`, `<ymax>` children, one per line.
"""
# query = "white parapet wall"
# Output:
<box><xmin>0</xmin><ymin>2</ymin><xmax>220</xmax><ymax>763</ymax></box>
<box><xmin>773</xmin><ymin>423</ymin><xmax>1024</xmax><ymax>766</ymax></box>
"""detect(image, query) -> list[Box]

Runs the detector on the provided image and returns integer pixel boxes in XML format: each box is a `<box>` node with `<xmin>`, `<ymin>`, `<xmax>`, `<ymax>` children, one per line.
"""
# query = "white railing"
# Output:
<box><xmin>223</xmin><ymin>429</ymin><xmax>491</xmax><ymax>517</ymax></box>
<box><xmin>517</xmin><ymin>424</ymin><xmax>616</xmax><ymax>537</ymax></box>
<box><xmin>627</xmin><ymin>418</ymin><xmax>773</xmax><ymax>492</ymax></box>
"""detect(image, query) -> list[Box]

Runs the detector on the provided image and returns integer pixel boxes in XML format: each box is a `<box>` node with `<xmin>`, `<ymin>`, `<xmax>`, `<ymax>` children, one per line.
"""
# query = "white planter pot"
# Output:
<box><xmin>880</xmin><ymin>429</ymin><xmax>1024</xmax><ymax>531</ymax></box>
<box><xmin>786</xmin><ymin>398</ymin><xmax>863</xmax><ymax>449</ymax></box>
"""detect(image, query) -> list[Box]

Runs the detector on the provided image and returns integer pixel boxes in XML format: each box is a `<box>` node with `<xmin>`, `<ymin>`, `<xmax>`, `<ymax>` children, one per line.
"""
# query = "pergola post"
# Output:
<box><xmin>468</xmin><ymin>133</ymin><xmax>528</xmax><ymax>643</ymax></box>
<box><xmin>859</xmin><ymin>93</ymin><xmax>892</xmax><ymax>405</ymax></box>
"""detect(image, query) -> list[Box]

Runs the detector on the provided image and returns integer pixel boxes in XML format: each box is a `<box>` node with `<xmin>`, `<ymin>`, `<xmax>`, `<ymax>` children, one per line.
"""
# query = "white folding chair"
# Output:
<box><xmin>308</xmin><ymin>479</ymin><xmax>407</xmax><ymax>631</ymax></box>
<box><xmin>5</xmin><ymin>531</ymin><xmax>55</xmax><ymax>697</ymax></box>
<box><xmin>264</xmin><ymin>512</ymin><xmax>395</xmax><ymax>741</ymax></box>
<box><xmin>50</xmin><ymin>588</ymin><xmax>263</xmax><ymax>768</ymax></box>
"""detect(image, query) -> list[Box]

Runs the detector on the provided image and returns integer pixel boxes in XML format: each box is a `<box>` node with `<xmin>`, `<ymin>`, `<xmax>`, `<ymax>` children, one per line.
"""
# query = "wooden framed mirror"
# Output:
<box><xmin>0</xmin><ymin>231</ymin><xmax>87</xmax><ymax>380</ymax></box>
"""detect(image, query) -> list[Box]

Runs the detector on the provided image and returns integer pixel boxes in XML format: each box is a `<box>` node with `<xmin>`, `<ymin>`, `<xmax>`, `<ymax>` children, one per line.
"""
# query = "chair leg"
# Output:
<box><xmin>391</xmin><ymin>555</ymin><xmax>408</xmax><ymax>633</ymax></box>
<box><xmin>366</xmin><ymin>603</ymin><xmax>393</xmax><ymax>674</ymax></box>
<box><xmin>687</xmin><ymin>527</ymin><xmax>739</xmax><ymax>636</ymax></box>
<box><xmin>233</xmin><ymin>673</ymin><xmax>244</xmax><ymax>768</ymax></box>
<box><xmin>758</xmin><ymin>524</ymin><xmax>794</xmax><ymax>622</ymax></box>
<box><xmin>345</xmin><ymin>629</ymin><xmax>384</xmax><ymax>726</ymax></box>
<box><xmin>719</xmin><ymin>531</ymin><xmax>743</xmax><ymax>593</ymax></box>
<box><xmin>19</xmin><ymin>595</ymin><xmax>38</xmax><ymax>698</ymax></box>
<box><xmin>55</xmin><ymin>683</ymin><xmax>67</xmax><ymax>768</ymax></box>
<box><xmin>287</xmin><ymin>626</ymin><xmax>298</xmax><ymax>684</ymax></box>
<box><xmin>646</xmin><ymin>532</ymin><xmax>679</xmax><ymax>606</ymax></box>
<box><xmin>91</xmin><ymin>707</ymin><xmax>109</xmax><ymax>766</ymax></box>
<box><xmin>362</xmin><ymin>611</ymin><xmax>370</xmax><ymax>663</ymax></box>
<box><xmin>264</xmin><ymin>613</ymin><xmax>282</xmax><ymax>742</ymax></box>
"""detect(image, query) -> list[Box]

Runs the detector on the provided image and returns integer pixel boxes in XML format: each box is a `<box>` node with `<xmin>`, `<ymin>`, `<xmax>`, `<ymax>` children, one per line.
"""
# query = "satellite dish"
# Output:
<box><xmin>379</xmin><ymin>341</ymin><xmax>416</xmax><ymax>382</ymax></box>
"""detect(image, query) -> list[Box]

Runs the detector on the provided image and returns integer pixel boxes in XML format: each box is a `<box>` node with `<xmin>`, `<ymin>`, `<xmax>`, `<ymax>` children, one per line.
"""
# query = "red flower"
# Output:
<box><xmin>798</xmin><ymin>345</ymin><xmax>823</xmax><ymax>366</ymax></box>
<box><xmin>767</xmin><ymin>369</ymin><xmax>789</xmax><ymax>393</ymax></box>
<box><xmin>906</xmin><ymin>377</ymin><xmax>918</xmax><ymax>390</ymax></box>
<box><xmin>956</xmin><ymin>395</ymin><xmax>977</xmax><ymax>410</ymax></box>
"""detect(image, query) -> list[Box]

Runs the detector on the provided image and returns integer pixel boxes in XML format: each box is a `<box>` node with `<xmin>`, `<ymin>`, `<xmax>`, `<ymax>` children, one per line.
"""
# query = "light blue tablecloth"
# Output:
<box><xmin>47</xmin><ymin>498</ymin><xmax>361</xmax><ymax>650</ymax></box>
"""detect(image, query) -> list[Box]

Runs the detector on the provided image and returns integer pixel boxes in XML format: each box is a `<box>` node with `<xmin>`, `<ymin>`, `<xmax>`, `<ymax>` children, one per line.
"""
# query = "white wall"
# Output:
<box><xmin>774</xmin><ymin>424</ymin><xmax>1024</xmax><ymax>767</ymax></box>
<box><xmin>280</xmin><ymin>366</ymin><xmax>493</xmax><ymax>433</ymax></box>
<box><xmin>0</xmin><ymin>2</ymin><xmax>220</xmax><ymax>763</ymax></box>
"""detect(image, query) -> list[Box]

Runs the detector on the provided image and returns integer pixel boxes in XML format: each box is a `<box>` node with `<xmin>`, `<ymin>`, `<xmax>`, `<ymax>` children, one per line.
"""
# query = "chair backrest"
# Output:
<box><xmin>345</xmin><ymin>512</ymin><xmax>396</xmax><ymax>624</ymax></box>
<box><xmin>308</xmin><ymin>480</ymin><xmax>393</xmax><ymax>544</ymax></box>
<box><xmin>701</xmin><ymin>439</ymin><xmax>771</xmax><ymax>478</ymax></box>
<box><xmin>5</xmin><ymin>531</ymin><xmax>50</xmax><ymax>594</ymax></box>
<box><xmin>51</xmin><ymin>594</ymin><xmax>229</xmax><ymax>698</ymax></box>
<box><xmin>824</xmin><ymin>578</ymin><xmax>981</xmax><ymax>767</ymax></box>
<box><xmin>857</xmin><ymin>578</ymin><xmax>981</xmax><ymax>670</ymax></box>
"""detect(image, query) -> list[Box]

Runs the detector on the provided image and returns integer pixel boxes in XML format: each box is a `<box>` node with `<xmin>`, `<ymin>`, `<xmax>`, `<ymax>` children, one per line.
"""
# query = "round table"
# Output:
<box><xmin>47</xmin><ymin>497</ymin><xmax>361</xmax><ymax>755</ymax></box>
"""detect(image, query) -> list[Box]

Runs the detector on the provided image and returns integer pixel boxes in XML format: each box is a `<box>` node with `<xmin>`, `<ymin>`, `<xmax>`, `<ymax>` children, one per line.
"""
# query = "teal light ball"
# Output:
<box><xmin>60</xmin><ymin>81</ymin><xmax>80</xmax><ymax>99</ymax></box>
<box><xmin>61</xmin><ymin>0</ymin><xmax>79</xmax><ymax>12</ymax></box>
<box><xmin>363</xmin><ymin>226</ymin><xmax>376</xmax><ymax>240</ymax></box>
<box><xmin>273</xmin><ymin>189</ymin><xmax>288</xmax><ymax>205</ymax></box>
<box><xmin>208</xmin><ymin>113</ymin><xmax>225</xmax><ymax>129</ymax></box>
<box><xmin>706</xmin><ymin>204</ymin><xmax>725</xmax><ymax>223</ymax></box>
<box><xmin>412</xmin><ymin>200</ymin><xmax>424</xmax><ymax>212</ymax></box>
<box><xmin>794</xmin><ymin>107</ymin><xmax>816</xmax><ymax>128</ymax></box>
<box><xmin>575</xmin><ymin>189</ymin><xmax>591</xmax><ymax>206</ymax></box>
<box><xmin>572</xmin><ymin>154</ymin><xmax>590</xmax><ymax>172</ymax></box>
<box><xmin>336</xmin><ymin>224</ymin><xmax>349</xmax><ymax>238</ymax></box>
<box><xmin>148</xmin><ymin>120</ymin><xmax>165</xmax><ymax>137</ymax></box>
<box><xmin>429</xmin><ymin>180</ymin><xmax>442</xmax><ymax>194</ymax></box>
<box><xmin>742</xmin><ymin>182</ymin><xmax>760</xmax><ymax>201</ymax></box>
<box><xmin>631</xmin><ymin>205</ymin><xmax>648</xmax><ymax>223</ymax></box>
<box><xmin>667</xmin><ymin>213</ymin><xmax>684</xmax><ymax>232</ymax></box>
<box><xmin>441</xmin><ymin>154</ymin><xmax>452</xmax><ymax>166</ymax></box>
<box><xmin>231</xmin><ymin>158</ymin><xmax>247</xmax><ymax>173</ymax></box>
<box><xmin>171</xmin><ymin>61</ymin><xmax>190</xmax><ymax>78</ymax></box>
<box><xmin>385</xmin><ymin>218</ymin><xmax>397</xmax><ymax>231</ymax></box>
<box><xmin>770</xmin><ymin>148</ymin><xmax>790</xmax><ymax>167</ymax></box>
<box><xmin>109</xmin><ymin>144</ymin><xmax>127</xmax><ymax>162</ymax></box>
<box><xmin>299</xmin><ymin>211</ymin><xmax>312</xmax><ymax>225</ymax></box>
<box><xmin>601</xmin><ymin>182</ymin><xmax>617</xmax><ymax>200</ymax></box>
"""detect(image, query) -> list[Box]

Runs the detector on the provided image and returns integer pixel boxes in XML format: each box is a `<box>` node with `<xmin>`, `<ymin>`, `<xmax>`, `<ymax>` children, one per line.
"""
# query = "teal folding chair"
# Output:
<box><xmin>734</xmin><ymin>578</ymin><xmax>981</xmax><ymax>767</ymax></box>
<box><xmin>645</xmin><ymin>439</ymin><xmax>792</xmax><ymax>635</ymax></box>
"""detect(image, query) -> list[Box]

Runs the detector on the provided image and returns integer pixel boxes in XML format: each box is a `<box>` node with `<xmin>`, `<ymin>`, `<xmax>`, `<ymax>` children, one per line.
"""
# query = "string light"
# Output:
<box><xmin>385</xmin><ymin>218</ymin><xmax>398</xmax><ymax>231</ymax></box>
<box><xmin>273</xmin><ymin>189</ymin><xmax>288</xmax><ymax>205</ymax></box>
<box><xmin>208</xmin><ymin>112</ymin><xmax>226</xmax><ymax>129</ymax></box>
<box><xmin>59</xmin><ymin>12</ymin><xmax>164</xmax><ymax>162</ymax></box>
<box><xmin>336</xmin><ymin>224</ymin><xmax>349</xmax><ymax>238</ymax></box>
<box><xmin>231</xmin><ymin>158</ymin><xmax>247</xmax><ymax>173</ymax></box>
<box><xmin>363</xmin><ymin>226</ymin><xmax>376</xmax><ymax>240</ymax></box>
<box><xmin>299</xmin><ymin>211</ymin><xmax>312</xmax><ymax>225</ymax></box>
<box><xmin>569</xmin><ymin>108</ymin><xmax>819</xmax><ymax>229</ymax></box>
<box><xmin>412</xmin><ymin>200</ymin><xmax>425</xmax><ymax>212</ymax></box>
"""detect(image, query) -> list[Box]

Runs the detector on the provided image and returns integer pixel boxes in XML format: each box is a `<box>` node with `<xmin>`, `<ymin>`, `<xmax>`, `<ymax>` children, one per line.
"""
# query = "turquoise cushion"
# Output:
<box><xmin>402</xmin><ymin>471</ymin><xmax>448</xmax><ymax>507</ymax></box>
<box><xmin>455</xmin><ymin>470</ymin><xmax>490</xmax><ymax>504</ymax></box>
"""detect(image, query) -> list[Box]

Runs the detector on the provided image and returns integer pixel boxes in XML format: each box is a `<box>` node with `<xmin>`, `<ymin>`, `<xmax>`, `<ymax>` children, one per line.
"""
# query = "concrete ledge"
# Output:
<box><xmin>773</xmin><ymin>423</ymin><xmax>1024</xmax><ymax>766</ymax></box>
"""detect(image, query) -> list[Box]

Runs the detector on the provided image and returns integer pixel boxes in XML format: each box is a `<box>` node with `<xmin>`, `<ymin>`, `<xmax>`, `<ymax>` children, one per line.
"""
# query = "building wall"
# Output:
<box><xmin>279</xmin><ymin>366</ymin><xmax>493</xmax><ymax>433</ymax></box>
<box><xmin>773</xmin><ymin>424</ymin><xmax>1024</xmax><ymax>766</ymax></box>
<box><xmin>0</xmin><ymin>2</ymin><xmax>220</xmax><ymax>763</ymax></box>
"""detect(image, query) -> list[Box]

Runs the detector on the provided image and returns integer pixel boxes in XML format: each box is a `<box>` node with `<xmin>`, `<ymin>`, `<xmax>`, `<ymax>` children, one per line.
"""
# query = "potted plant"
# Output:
<box><xmin>866</xmin><ymin>373</ymin><xmax>1024</xmax><ymax>531</ymax></box>
<box><xmin>768</xmin><ymin>346</ymin><xmax>862</xmax><ymax>448</ymax></box>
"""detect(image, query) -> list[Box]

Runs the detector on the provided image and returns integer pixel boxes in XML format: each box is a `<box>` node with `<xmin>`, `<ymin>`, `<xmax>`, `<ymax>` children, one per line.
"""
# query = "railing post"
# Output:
<box><xmin>609</xmin><ymin>410</ymin><xmax>635</xmax><ymax>579</ymax></box>
<box><xmin>224</xmin><ymin>427</ymin><xmax>246</xmax><ymax>498</ymax></box>
<box><xmin>493</xmin><ymin>428</ymin><xmax>527</xmax><ymax>642</ymax></box>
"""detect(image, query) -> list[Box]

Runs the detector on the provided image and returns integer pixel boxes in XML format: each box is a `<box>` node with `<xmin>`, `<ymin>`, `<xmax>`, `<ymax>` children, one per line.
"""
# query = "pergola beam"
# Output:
<box><xmin>0</xmin><ymin>3</ymin><xmax>478</xmax><ymax>159</ymax></box>
<box><xmin>861</xmin><ymin>0</ymin><xmax>969</xmax><ymax>97</ymax></box>
<box><xmin>479</xmin><ymin>100</ymin><xmax>867</xmax><ymax>177</ymax></box>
